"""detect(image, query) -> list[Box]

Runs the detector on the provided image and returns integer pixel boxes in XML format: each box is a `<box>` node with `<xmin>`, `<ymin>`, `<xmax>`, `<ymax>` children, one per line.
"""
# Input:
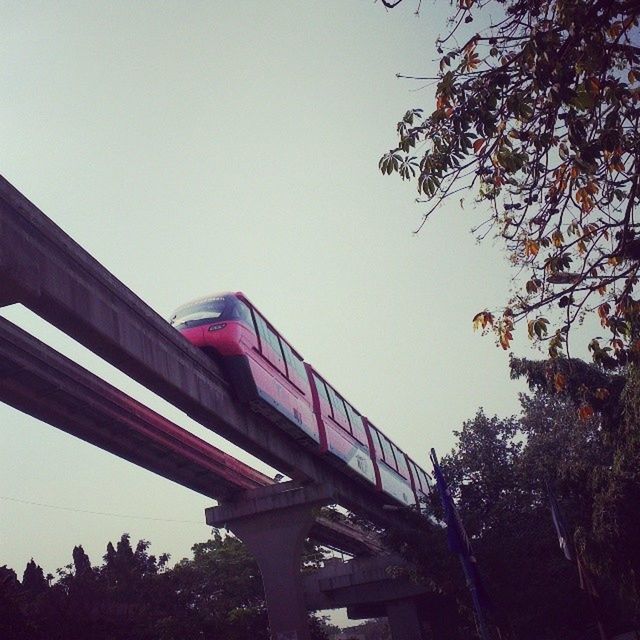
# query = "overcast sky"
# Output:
<box><xmin>0</xmin><ymin>0</ymin><xmax>538</xmax><ymax>591</ymax></box>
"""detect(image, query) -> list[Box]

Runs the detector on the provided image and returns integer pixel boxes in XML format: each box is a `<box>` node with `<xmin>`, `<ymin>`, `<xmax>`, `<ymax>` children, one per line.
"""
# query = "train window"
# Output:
<box><xmin>231</xmin><ymin>299</ymin><xmax>255</xmax><ymax>330</ymax></box>
<box><xmin>313</xmin><ymin>373</ymin><xmax>330</xmax><ymax>405</ymax></box>
<box><xmin>254</xmin><ymin>314</ymin><xmax>285</xmax><ymax>364</ymax></box>
<box><xmin>290</xmin><ymin>349</ymin><xmax>307</xmax><ymax>381</ymax></box>
<box><xmin>393</xmin><ymin>445</ymin><xmax>410</xmax><ymax>478</ymax></box>
<box><xmin>280</xmin><ymin>340</ymin><xmax>293</xmax><ymax>378</ymax></box>
<box><xmin>369</xmin><ymin>427</ymin><xmax>384</xmax><ymax>461</ymax></box>
<box><xmin>419</xmin><ymin>468</ymin><xmax>432</xmax><ymax>492</ymax></box>
<box><xmin>170</xmin><ymin>297</ymin><xmax>228</xmax><ymax>327</ymax></box>
<box><xmin>408</xmin><ymin>461</ymin><xmax>422</xmax><ymax>491</ymax></box>
<box><xmin>345</xmin><ymin>403</ymin><xmax>367</xmax><ymax>444</ymax></box>
<box><xmin>327</xmin><ymin>386</ymin><xmax>350</xmax><ymax>431</ymax></box>
<box><xmin>254</xmin><ymin>313</ymin><xmax>270</xmax><ymax>351</ymax></box>
<box><xmin>281</xmin><ymin>341</ymin><xmax>306</xmax><ymax>383</ymax></box>
<box><xmin>265</xmin><ymin>325</ymin><xmax>284</xmax><ymax>356</ymax></box>
<box><xmin>379</xmin><ymin>434</ymin><xmax>397</xmax><ymax>470</ymax></box>
<box><xmin>409</xmin><ymin>461</ymin><xmax>430</xmax><ymax>493</ymax></box>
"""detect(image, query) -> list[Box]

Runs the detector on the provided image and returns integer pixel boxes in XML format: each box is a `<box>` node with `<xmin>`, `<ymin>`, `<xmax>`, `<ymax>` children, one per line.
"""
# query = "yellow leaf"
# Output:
<box><xmin>472</xmin><ymin>311</ymin><xmax>493</xmax><ymax>331</ymax></box>
<box><xmin>525</xmin><ymin>240</ymin><xmax>540</xmax><ymax>257</ymax></box>
<box><xmin>551</xmin><ymin>231</ymin><xmax>564</xmax><ymax>248</ymax></box>
<box><xmin>578</xmin><ymin>404</ymin><xmax>594</xmax><ymax>421</ymax></box>
<box><xmin>499</xmin><ymin>330</ymin><xmax>512</xmax><ymax>350</ymax></box>
<box><xmin>554</xmin><ymin>372</ymin><xmax>567</xmax><ymax>392</ymax></box>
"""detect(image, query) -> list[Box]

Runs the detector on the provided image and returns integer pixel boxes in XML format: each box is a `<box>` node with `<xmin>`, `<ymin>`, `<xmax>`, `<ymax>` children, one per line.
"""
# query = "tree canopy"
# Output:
<box><xmin>380</xmin><ymin>0</ymin><xmax>640</xmax><ymax>365</ymax></box>
<box><xmin>0</xmin><ymin>532</ymin><xmax>334</xmax><ymax>640</ymax></box>
<box><xmin>380</xmin><ymin>379</ymin><xmax>638</xmax><ymax>639</ymax></box>
<box><xmin>376</xmin><ymin>3</ymin><xmax>640</xmax><ymax>625</ymax></box>
<box><xmin>511</xmin><ymin>356</ymin><xmax>640</xmax><ymax>611</ymax></box>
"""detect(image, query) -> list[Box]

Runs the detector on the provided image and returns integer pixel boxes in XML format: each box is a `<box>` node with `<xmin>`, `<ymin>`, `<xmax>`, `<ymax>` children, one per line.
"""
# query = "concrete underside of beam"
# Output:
<box><xmin>304</xmin><ymin>554</ymin><xmax>429</xmax><ymax>610</ymax></box>
<box><xmin>347</xmin><ymin>600</ymin><xmax>427</xmax><ymax>640</ymax></box>
<box><xmin>303</xmin><ymin>555</ymin><xmax>459</xmax><ymax>640</ymax></box>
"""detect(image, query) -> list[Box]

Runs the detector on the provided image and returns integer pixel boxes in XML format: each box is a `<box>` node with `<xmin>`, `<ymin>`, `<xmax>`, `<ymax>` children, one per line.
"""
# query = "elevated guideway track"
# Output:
<box><xmin>0</xmin><ymin>316</ymin><xmax>383</xmax><ymax>557</ymax></box>
<box><xmin>0</xmin><ymin>174</ymin><xmax>411</xmax><ymax>525</ymax></box>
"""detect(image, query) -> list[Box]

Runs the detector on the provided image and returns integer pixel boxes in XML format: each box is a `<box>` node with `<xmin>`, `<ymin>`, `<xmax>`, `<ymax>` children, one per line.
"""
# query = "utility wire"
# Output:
<box><xmin>0</xmin><ymin>495</ymin><xmax>208</xmax><ymax>525</ymax></box>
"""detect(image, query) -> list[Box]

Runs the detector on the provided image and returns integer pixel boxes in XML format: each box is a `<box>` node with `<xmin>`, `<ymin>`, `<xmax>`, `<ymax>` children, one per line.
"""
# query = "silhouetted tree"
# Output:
<box><xmin>21</xmin><ymin>559</ymin><xmax>47</xmax><ymax>596</ymax></box>
<box><xmin>382</xmin><ymin>387</ymin><xmax>637</xmax><ymax>638</ymax></box>
<box><xmin>2</xmin><ymin>532</ymin><xmax>334</xmax><ymax>640</ymax></box>
<box><xmin>512</xmin><ymin>357</ymin><xmax>640</xmax><ymax>612</ymax></box>
<box><xmin>71</xmin><ymin>545</ymin><xmax>91</xmax><ymax>577</ymax></box>
<box><xmin>0</xmin><ymin>566</ymin><xmax>31</xmax><ymax>639</ymax></box>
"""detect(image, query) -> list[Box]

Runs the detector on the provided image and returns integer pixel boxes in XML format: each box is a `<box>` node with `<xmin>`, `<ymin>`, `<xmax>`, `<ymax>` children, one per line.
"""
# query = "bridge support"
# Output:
<box><xmin>386</xmin><ymin>599</ymin><xmax>425</xmax><ymax>640</ymax></box>
<box><xmin>303</xmin><ymin>555</ymin><xmax>454</xmax><ymax>640</ymax></box>
<box><xmin>347</xmin><ymin>598</ymin><xmax>425</xmax><ymax>639</ymax></box>
<box><xmin>206</xmin><ymin>481</ymin><xmax>334</xmax><ymax>640</ymax></box>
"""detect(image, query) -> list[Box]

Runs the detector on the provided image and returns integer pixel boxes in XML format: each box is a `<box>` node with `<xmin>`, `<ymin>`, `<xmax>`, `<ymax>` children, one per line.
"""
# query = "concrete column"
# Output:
<box><xmin>206</xmin><ymin>482</ymin><xmax>334</xmax><ymax>640</ymax></box>
<box><xmin>386</xmin><ymin>598</ymin><xmax>426</xmax><ymax>640</ymax></box>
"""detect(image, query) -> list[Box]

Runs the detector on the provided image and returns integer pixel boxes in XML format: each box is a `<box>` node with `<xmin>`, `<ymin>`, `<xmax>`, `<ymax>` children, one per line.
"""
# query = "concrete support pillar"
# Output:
<box><xmin>386</xmin><ymin>598</ymin><xmax>426</xmax><ymax>640</ymax></box>
<box><xmin>206</xmin><ymin>482</ymin><xmax>334</xmax><ymax>640</ymax></box>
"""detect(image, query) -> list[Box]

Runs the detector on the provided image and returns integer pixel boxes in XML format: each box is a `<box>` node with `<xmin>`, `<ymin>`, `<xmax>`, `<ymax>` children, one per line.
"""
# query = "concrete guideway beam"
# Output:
<box><xmin>304</xmin><ymin>555</ymin><xmax>436</xmax><ymax>640</ymax></box>
<box><xmin>0</xmin><ymin>174</ymin><xmax>407</xmax><ymax>526</ymax></box>
<box><xmin>0</xmin><ymin>316</ymin><xmax>384</xmax><ymax>556</ymax></box>
<box><xmin>303</xmin><ymin>554</ymin><xmax>430</xmax><ymax>611</ymax></box>
<box><xmin>0</xmin><ymin>177</ymin><xmax>437</xmax><ymax>638</ymax></box>
<box><xmin>0</xmin><ymin>316</ymin><xmax>270</xmax><ymax>497</ymax></box>
<box><xmin>312</xmin><ymin>515</ymin><xmax>385</xmax><ymax>557</ymax></box>
<box><xmin>207</xmin><ymin>482</ymin><xmax>336</xmax><ymax>640</ymax></box>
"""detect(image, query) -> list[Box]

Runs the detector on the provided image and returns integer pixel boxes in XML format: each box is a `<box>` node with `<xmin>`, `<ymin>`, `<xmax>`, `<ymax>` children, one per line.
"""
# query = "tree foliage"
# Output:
<box><xmin>512</xmin><ymin>356</ymin><xmax>640</xmax><ymax>611</ymax></box>
<box><xmin>0</xmin><ymin>532</ymin><xmax>333</xmax><ymax>640</ymax></box>
<box><xmin>380</xmin><ymin>0</ymin><xmax>640</xmax><ymax>363</ymax></box>
<box><xmin>441</xmin><ymin>408</ymin><xmax>595</xmax><ymax>639</ymax></box>
<box><xmin>380</xmin><ymin>382</ymin><xmax>638</xmax><ymax>639</ymax></box>
<box><xmin>21</xmin><ymin>559</ymin><xmax>48</xmax><ymax>596</ymax></box>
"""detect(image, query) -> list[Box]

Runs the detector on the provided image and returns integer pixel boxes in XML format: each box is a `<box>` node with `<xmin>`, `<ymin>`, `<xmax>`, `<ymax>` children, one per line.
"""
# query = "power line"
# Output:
<box><xmin>0</xmin><ymin>495</ymin><xmax>208</xmax><ymax>525</ymax></box>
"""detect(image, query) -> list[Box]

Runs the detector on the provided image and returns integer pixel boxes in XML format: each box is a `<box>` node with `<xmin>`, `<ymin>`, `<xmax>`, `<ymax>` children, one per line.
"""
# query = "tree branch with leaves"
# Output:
<box><xmin>381</xmin><ymin>0</ymin><xmax>640</xmax><ymax>365</ymax></box>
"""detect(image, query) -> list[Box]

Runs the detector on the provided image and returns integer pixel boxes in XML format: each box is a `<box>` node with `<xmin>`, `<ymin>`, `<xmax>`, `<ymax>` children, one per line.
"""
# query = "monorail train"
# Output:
<box><xmin>169</xmin><ymin>292</ymin><xmax>432</xmax><ymax>508</ymax></box>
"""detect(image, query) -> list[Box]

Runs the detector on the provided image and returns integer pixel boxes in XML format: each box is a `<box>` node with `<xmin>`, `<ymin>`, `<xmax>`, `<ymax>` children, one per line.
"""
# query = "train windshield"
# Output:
<box><xmin>170</xmin><ymin>296</ymin><xmax>230</xmax><ymax>327</ymax></box>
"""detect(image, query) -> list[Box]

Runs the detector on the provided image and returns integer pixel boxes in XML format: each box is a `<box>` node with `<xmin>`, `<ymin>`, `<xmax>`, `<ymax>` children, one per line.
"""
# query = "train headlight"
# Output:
<box><xmin>208</xmin><ymin>323</ymin><xmax>227</xmax><ymax>331</ymax></box>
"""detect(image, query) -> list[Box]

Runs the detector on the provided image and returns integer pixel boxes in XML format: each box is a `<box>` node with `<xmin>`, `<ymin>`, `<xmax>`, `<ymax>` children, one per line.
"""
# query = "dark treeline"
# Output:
<box><xmin>0</xmin><ymin>531</ymin><xmax>335</xmax><ymax>640</ymax></box>
<box><xmin>379</xmin><ymin>358</ymin><xmax>640</xmax><ymax>640</ymax></box>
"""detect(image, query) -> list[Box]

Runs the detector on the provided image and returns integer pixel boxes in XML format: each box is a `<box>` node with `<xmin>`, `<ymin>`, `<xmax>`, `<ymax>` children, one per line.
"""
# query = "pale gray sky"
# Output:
<box><xmin>1</xmin><ymin>1</ymin><xmax>532</xmax><ymax>585</ymax></box>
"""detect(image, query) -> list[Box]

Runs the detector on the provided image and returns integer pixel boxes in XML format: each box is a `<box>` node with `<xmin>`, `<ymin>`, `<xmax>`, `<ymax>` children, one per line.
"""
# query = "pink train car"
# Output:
<box><xmin>170</xmin><ymin>292</ymin><xmax>431</xmax><ymax>509</ymax></box>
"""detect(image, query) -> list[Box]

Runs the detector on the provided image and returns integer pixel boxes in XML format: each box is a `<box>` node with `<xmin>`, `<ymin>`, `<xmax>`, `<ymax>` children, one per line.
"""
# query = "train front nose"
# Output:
<box><xmin>178</xmin><ymin>324</ymin><xmax>207</xmax><ymax>346</ymax></box>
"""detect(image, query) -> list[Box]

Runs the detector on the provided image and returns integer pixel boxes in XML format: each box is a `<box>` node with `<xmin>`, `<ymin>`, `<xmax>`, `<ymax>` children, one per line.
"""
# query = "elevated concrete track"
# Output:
<box><xmin>0</xmin><ymin>317</ymin><xmax>383</xmax><ymax>557</ymax></box>
<box><xmin>0</xmin><ymin>175</ymin><xmax>430</xmax><ymax>639</ymax></box>
<box><xmin>0</xmin><ymin>174</ymin><xmax>412</xmax><ymax>525</ymax></box>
